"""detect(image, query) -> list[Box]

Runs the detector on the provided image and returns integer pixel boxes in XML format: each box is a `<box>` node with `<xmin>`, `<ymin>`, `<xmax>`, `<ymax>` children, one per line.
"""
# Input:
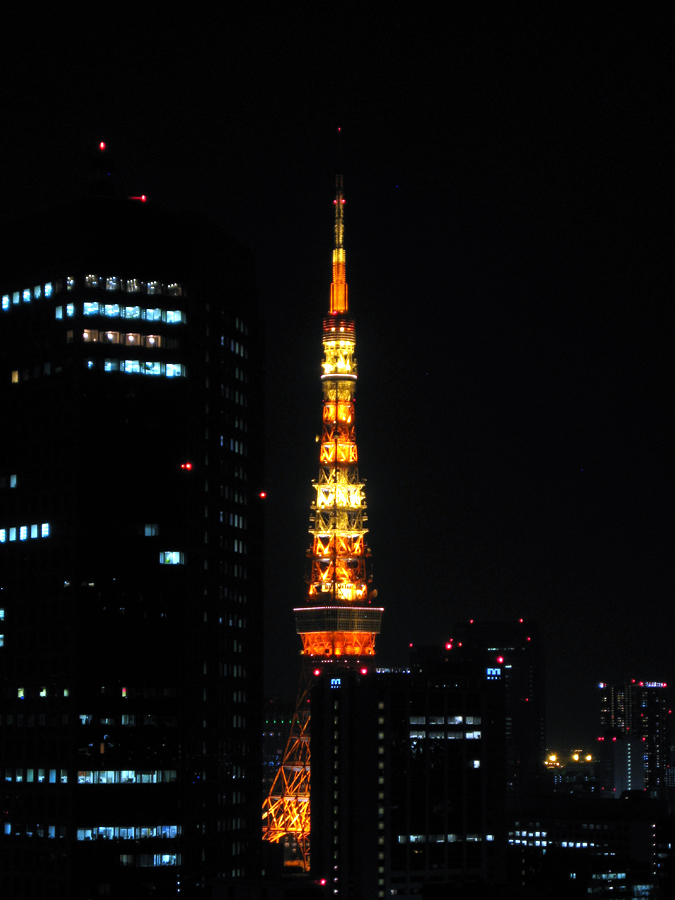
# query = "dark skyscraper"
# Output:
<box><xmin>0</xmin><ymin>183</ymin><xmax>264</xmax><ymax>899</ymax></box>
<box><xmin>452</xmin><ymin>621</ymin><xmax>546</xmax><ymax>796</ymax></box>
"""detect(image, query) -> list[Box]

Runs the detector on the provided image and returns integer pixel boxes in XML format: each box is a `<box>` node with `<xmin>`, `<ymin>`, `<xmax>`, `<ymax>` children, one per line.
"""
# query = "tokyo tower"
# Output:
<box><xmin>262</xmin><ymin>175</ymin><xmax>383</xmax><ymax>869</ymax></box>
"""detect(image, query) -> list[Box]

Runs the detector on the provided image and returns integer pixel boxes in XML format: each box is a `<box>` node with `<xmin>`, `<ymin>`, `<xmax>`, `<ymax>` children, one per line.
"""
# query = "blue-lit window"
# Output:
<box><xmin>144</xmin><ymin>362</ymin><xmax>161</xmax><ymax>376</ymax></box>
<box><xmin>12</xmin><ymin>292</ymin><xmax>20</xmax><ymax>305</ymax></box>
<box><xmin>145</xmin><ymin>308</ymin><xmax>161</xmax><ymax>321</ymax></box>
<box><xmin>86</xmin><ymin>360</ymin><xmax>95</xmax><ymax>370</ymax></box>
<box><xmin>104</xmin><ymin>304</ymin><xmax>120</xmax><ymax>317</ymax></box>
<box><xmin>107</xmin><ymin>277</ymin><xmax>119</xmax><ymax>291</ymax></box>
<box><xmin>160</xmin><ymin>551</ymin><xmax>184</xmax><ymax>565</ymax></box>
<box><xmin>1</xmin><ymin>295</ymin><xmax>8</xmax><ymax>310</ymax></box>
<box><xmin>0</xmin><ymin>530</ymin><xmax>5</xmax><ymax>543</ymax></box>
<box><xmin>31</xmin><ymin>525</ymin><xmax>37</xmax><ymax>538</ymax></box>
<box><xmin>9</xmin><ymin>528</ymin><xmax>16</xmax><ymax>542</ymax></box>
<box><xmin>165</xmin><ymin>310</ymin><xmax>184</xmax><ymax>324</ymax></box>
<box><xmin>55</xmin><ymin>306</ymin><xmax>63</xmax><ymax>319</ymax></box>
<box><xmin>23</xmin><ymin>289</ymin><xmax>31</xmax><ymax>303</ymax></box>
<box><xmin>104</xmin><ymin>359</ymin><xmax>119</xmax><ymax>372</ymax></box>
<box><xmin>166</xmin><ymin>363</ymin><xmax>183</xmax><ymax>378</ymax></box>
<box><xmin>124</xmin><ymin>306</ymin><xmax>141</xmax><ymax>319</ymax></box>
<box><xmin>144</xmin><ymin>524</ymin><xmax>158</xmax><ymax>536</ymax></box>
<box><xmin>44</xmin><ymin>282</ymin><xmax>53</xmax><ymax>298</ymax></box>
<box><xmin>84</xmin><ymin>302</ymin><xmax>99</xmax><ymax>316</ymax></box>
<box><xmin>9</xmin><ymin>475</ymin><xmax>16</xmax><ymax>488</ymax></box>
<box><xmin>41</xmin><ymin>523</ymin><xmax>50</xmax><ymax>537</ymax></box>
<box><xmin>33</xmin><ymin>286</ymin><xmax>41</xmax><ymax>299</ymax></box>
<box><xmin>123</xmin><ymin>360</ymin><xmax>140</xmax><ymax>374</ymax></box>
<box><xmin>66</xmin><ymin>304</ymin><xmax>75</xmax><ymax>317</ymax></box>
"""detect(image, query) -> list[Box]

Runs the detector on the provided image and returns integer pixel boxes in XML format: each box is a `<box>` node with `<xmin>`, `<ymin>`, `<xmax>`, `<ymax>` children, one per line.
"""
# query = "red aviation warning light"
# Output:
<box><xmin>181</xmin><ymin>462</ymin><xmax>193</xmax><ymax>470</ymax></box>
<box><xmin>99</xmin><ymin>142</ymin><xmax>106</xmax><ymax>151</ymax></box>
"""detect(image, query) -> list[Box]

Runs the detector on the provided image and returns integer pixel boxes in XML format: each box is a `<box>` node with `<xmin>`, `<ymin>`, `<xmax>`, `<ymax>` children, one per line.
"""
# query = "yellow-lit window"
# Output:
<box><xmin>101</xmin><ymin>331</ymin><xmax>120</xmax><ymax>344</ymax></box>
<box><xmin>144</xmin><ymin>334</ymin><xmax>162</xmax><ymax>348</ymax></box>
<box><xmin>83</xmin><ymin>330</ymin><xmax>99</xmax><ymax>342</ymax></box>
<box><xmin>11</xmin><ymin>371</ymin><xmax>18</xmax><ymax>384</ymax></box>
<box><xmin>124</xmin><ymin>333</ymin><xmax>141</xmax><ymax>346</ymax></box>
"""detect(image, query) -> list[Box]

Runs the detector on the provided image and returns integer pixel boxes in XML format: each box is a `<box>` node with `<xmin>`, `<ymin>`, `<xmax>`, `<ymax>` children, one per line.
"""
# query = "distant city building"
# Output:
<box><xmin>451</xmin><ymin>620</ymin><xmax>546</xmax><ymax>796</ymax></box>
<box><xmin>0</xmin><ymin>170</ymin><xmax>264</xmax><ymax>899</ymax></box>
<box><xmin>598</xmin><ymin>681</ymin><xmax>671</xmax><ymax>793</ymax></box>
<box><xmin>310</xmin><ymin>658</ymin><xmax>507</xmax><ymax>899</ymax></box>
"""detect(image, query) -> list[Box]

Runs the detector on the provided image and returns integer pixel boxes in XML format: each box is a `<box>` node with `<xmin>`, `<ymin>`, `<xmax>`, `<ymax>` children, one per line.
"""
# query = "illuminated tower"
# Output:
<box><xmin>263</xmin><ymin>175</ymin><xmax>383</xmax><ymax>868</ymax></box>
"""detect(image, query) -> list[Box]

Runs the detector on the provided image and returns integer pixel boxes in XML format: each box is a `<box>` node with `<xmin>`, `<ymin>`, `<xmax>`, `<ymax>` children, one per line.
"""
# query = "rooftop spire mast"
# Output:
<box><xmin>330</xmin><ymin>174</ymin><xmax>348</xmax><ymax>314</ymax></box>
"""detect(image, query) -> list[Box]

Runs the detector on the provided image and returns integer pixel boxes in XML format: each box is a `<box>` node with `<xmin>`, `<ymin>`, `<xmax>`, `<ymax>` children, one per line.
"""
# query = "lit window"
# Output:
<box><xmin>144</xmin><ymin>334</ymin><xmax>162</xmax><ymax>348</ymax></box>
<box><xmin>85</xmin><ymin>275</ymin><xmax>99</xmax><ymax>288</ymax></box>
<box><xmin>168</xmin><ymin>283</ymin><xmax>183</xmax><ymax>296</ymax></box>
<box><xmin>145</xmin><ymin>308</ymin><xmax>161</xmax><ymax>321</ymax></box>
<box><xmin>0</xmin><ymin>530</ymin><xmax>5</xmax><ymax>542</ymax></box>
<box><xmin>147</xmin><ymin>281</ymin><xmax>162</xmax><ymax>295</ymax></box>
<box><xmin>55</xmin><ymin>306</ymin><xmax>63</xmax><ymax>319</ymax></box>
<box><xmin>66</xmin><ymin>304</ymin><xmax>75</xmax><ymax>317</ymax></box>
<box><xmin>66</xmin><ymin>277</ymin><xmax>75</xmax><ymax>291</ymax></box>
<box><xmin>41</xmin><ymin>523</ymin><xmax>50</xmax><ymax>537</ymax></box>
<box><xmin>104</xmin><ymin>304</ymin><xmax>120</xmax><ymax>317</ymax></box>
<box><xmin>84</xmin><ymin>302</ymin><xmax>100</xmax><ymax>316</ymax></box>
<box><xmin>123</xmin><ymin>307</ymin><xmax>141</xmax><ymax>319</ymax></box>
<box><xmin>9</xmin><ymin>528</ymin><xmax>16</xmax><ymax>542</ymax></box>
<box><xmin>44</xmin><ymin>283</ymin><xmax>53</xmax><ymax>298</ymax></box>
<box><xmin>104</xmin><ymin>359</ymin><xmax>119</xmax><ymax>372</ymax></box>
<box><xmin>17</xmin><ymin>688</ymin><xmax>24</xmax><ymax>699</ymax></box>
<box><xmin>126</xmin><ymin>279</ymin><xmax>140</xmax><ymax>293</ymax></box>
<box><xmin>123</xmin><ymin>360</ymin><xmax>140</xmax><ymax>374</ymax></box>
<box><xmin>23</xmin><ymin>289</ymin><xmax>31</xmax><ymax>303</ymax></box>
<box><xmin>165</xmin><ymin>310</ymin><xmax>185</xmax><ymax>324</ymax></box>
<box><xmin>160</xmin><ymin>551</ymin><xmax>184</xmax><ymax>565</ymax></box>
<box><xmin>2</xmin><ymin>295</ymin><xmax>9</xmax><ymax>310</ymax></box>
<box><xmin>144</xmin><ymin>362</ymin><xmax>162</xmax><ymax>376</ymax></box>
<box><xmin>12</xmin><ymin>292</ymin><xmax>20</xmax><ymax>305</ymax></box>
<box><xmin>34</xmin><ymin>286</ymin><xmax>42</xmax><ymax>299</ymax></box>
<box><xmin>106</xmin><ymin>277</ymin><xmax>119</xmax><ymax>291</ymax></box>
<box><xmin>166</xmin><ymin>363</ymin><xmax>183</xmax><ymax>378</ymax></box>
<box><xmin>0</xmin><ymin>635</ymin><xmax>3</xmax><ymax>648</ymax></box>
<box><xmin>102</xmin><ymin>331</ymin><xmax>119</xmax><ymax>344</ymax></box>
<box><xmin>86</xmin><ymin>360</ymin><xmax>95</xmax><ymax>369</ymax></box>
<box><xmin>83</xmin><ymin>330</ymin><xmax>99</xmax><ymax>342</ymax></box>
<box><xmin>124</xmin><ymin>333</ymin><xmax>141</xmax><ymax>345</ymax></box>
<box><xmin>11</xmin><ymin>371</ymin><xmax>19</xmax><ymax>384</ymax></box>
<box><xmin>144</xmin><ymin>524</ymin><xmax>159</xmax><ymax>536</ymax></box>
<box><xmin>31</xmin><ymin>525</ymin><xmax>38</xmax><ymax>538</ymax></box>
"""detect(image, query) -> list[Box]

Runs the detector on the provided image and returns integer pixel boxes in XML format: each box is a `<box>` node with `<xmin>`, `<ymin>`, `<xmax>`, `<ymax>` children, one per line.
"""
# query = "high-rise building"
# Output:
<box><xmin>310</xmin><ymin>656</ymin><xmax>507</xmax><ymax>899</ymax></box>
<box><xmin>262</xmin><ymin>175</ymin><xmax>383</xmax><ymax>868</ymax></box>
<box><xmin>598</xmin><ymin>680</ymin><xmax>670</xmax><ymax>793</ymax></box>
<box><xmin>0</xmin><ymin>170</ymin><xmax>264</xmax><ymax>899</ymax></box>
<box><xmin>451</xmin><ymin>620</ymin><xmax>546</xmax><ymax>796</ymax></box>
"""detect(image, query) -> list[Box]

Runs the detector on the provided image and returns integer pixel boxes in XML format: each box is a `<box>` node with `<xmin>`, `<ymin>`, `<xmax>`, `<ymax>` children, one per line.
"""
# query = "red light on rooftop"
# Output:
<box><xmin>445</xmin><ymin>643</ymin><xmax>452</xmax><ymax>650</ymax></box>
<box><xmin>333</xmin><ymin>200</ymin><xmax>337</xmax><ymax>205</ymax></box>
<box><xmin>259</xmin><ymin>491</ymin><xmax>267</xmax><ymax>499</ymax></box>
<box><xmin>613</xmin><ymin>737</ymin><xmax>617</xmax><ymax>741</ymax></box>
<box><xmin>497</xmin><ymin>656</ymin><xmax>504</xmax><ymax>664</ymax></box>
<box><xmin>409</xmin><ymin>643</ymin><xmax>413</xmax><ymax>648</ymax></box>
<box><xmin>181</xmin><ymin>462</ymin><xmax>193</xmax><ymax>470</ymax></box>
<box><xmin>313</xmin><ymin>669</ymin><xmax>321</xmax><ymax>677</ymax></box>
<box><xmin>360</xmin><ymin>668</ymin><xmax>367</xmax><ymax>675</ymax></box>
<box><xmin>99</xmin><ymin>142</ymin><xmax>106</xmax><ymax>151</ymax></box>
<box><xmin>527</xmin><ymin>636</ymin><xmax>531</xmax><ymax>641</ymax></box>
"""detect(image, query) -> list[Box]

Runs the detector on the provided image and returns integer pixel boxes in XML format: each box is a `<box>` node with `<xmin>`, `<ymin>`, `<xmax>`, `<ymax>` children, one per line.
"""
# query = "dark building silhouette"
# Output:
<box><xmin>310</xmin><ymin>655</ymin><xmax>507</xmax><ymax>899</ymax></box>
<box><xmin>0</xmin><ymin>190</ymin><xmax>264</xmax><ymax>898</ymax></box>
<box><xmin>599</xmin><ymin>680</ymin><xmax>671</xmax><ymax>794</ymax></box>
<box><xmin>451</xmin><ymin>620</ymin><xmax>546</xmax><ymax>796</ymax></box>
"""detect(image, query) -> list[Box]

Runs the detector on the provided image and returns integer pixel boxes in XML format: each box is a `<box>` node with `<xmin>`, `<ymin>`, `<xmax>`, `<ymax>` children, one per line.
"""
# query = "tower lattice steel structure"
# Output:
<box><xmin>262</xmin><ymin>175</ymin><xmax>383</xmax><ymax>869</ymax></box>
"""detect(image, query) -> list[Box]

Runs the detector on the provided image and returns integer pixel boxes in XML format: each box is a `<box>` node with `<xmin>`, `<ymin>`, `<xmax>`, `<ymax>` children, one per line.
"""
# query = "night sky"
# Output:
<box><xmin>1</xmin><ymin>7</ymin><xmax>671</xmax><ymax>750</ymax></box>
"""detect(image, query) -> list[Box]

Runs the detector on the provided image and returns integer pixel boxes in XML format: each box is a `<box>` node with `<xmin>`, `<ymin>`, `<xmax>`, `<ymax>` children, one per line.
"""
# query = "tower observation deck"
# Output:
<box><xmin>262</xmin><ymin>175</ymin><xmax>383</xmax><ymax>868</ymax></box>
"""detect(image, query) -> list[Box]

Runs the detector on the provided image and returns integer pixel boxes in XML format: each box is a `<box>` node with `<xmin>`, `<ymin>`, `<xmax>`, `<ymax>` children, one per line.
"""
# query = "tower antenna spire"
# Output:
<box><xmin>330</xmin><ymin>172</ymin><xmax>348</xmax><ymax>313</ymax></box>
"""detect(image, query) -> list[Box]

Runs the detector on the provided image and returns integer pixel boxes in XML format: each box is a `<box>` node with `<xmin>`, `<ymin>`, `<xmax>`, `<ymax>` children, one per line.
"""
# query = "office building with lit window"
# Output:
<box><xmin>0</xmin><ymin>193</ymin><xmax>264</xmax><ymax>899</ymax></box>
<box><xmin>310</xmin><ymin>656</ymin><xmax>507</xmax><ymax>899</ymax></box>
